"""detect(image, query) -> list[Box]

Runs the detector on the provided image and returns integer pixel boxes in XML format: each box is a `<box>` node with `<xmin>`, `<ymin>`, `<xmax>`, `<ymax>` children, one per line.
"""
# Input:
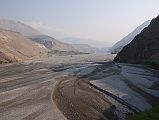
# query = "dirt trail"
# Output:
<box><xmin>53</xmin><ymin>76</ymin><xmax>120</xmax><ymax>120</ymax></box>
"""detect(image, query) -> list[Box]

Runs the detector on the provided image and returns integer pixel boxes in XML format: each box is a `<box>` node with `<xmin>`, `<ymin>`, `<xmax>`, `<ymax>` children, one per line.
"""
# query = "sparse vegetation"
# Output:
<box><xmin>144</xmin><ymin>60</ymin><xmax>159</xmax><ymax>70</ymax></box>
<box><xmin>129</xmin><ymin>104</ymin><xmax>159</xmax><ymax>120</ymax></box>
<box><xmin>0</xmin><ymin>61</ymin><xmax>3</xmax><ymax>64</ymax></box>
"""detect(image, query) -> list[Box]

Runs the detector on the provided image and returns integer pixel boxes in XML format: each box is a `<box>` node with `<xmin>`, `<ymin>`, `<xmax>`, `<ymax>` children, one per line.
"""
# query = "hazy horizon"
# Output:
<box><xmin>0</xmin><ymin>0</ymin><xmax>159</xmax><ymax>47</ymax></box>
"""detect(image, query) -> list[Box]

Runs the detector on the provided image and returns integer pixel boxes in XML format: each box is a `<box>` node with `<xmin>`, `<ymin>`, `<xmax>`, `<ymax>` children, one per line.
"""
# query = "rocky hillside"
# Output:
<box><xmin>0</xmin><ymin>29</ymin><xmax>48</xmax><ymax>63</ymax></box>
<box><xmin>28</xmin><ymin>35</ymin><xmax>99</xmax><ymax>53</ymax></box>
<box><xmin>114</xmin><ymin>15</ymin><xmax>159</xmax><ymax>65</ymax></box>
<box><xmin>109</xmin><ymin>20</ymin><xmax>151</xmax><ymax>54</ymax></box>
<box><xmin>0</xmin><ymin>19</ymin><xmax>41</xmax><ymax>36</ymax></box>
<box><xmin>28</xmin><ymin>35</ymin><xmax>77</xmax><ymax>52</ymax></box>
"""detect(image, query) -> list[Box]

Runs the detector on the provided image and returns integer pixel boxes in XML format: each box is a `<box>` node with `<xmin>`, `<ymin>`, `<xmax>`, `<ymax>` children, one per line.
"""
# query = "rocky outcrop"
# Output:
<box><xmin>114</xmin><ymin>15</ymin><xmax>159</xmax><ymax>64</ymax></box>
<box><xmin>28</xmin><ymin>35</ymin><xmax>59</xmax><ymax>49</ymax></box>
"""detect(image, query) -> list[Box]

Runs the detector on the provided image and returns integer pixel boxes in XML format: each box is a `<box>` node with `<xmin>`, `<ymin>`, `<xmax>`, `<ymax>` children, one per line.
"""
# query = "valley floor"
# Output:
<box><xmin>0</xmin><ymin>53</ymin><xmax>158</xmax><ymax>120</ymax></box>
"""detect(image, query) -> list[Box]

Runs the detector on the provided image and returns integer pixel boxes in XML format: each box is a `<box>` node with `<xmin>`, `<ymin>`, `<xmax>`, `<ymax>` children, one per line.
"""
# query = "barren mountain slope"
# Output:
<box><xmin>0</xmin><ymin>29</ymin><xmax>48</xmax><ymax>63</ymax></box>
<box><xmin>0</xmin><ymin>19</ymin><xmax>98</xmax><ymax>53</ymax></box>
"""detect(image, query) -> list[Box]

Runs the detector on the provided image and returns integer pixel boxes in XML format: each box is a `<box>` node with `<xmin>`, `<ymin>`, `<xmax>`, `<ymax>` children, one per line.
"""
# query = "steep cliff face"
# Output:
<box><xmin>114</xmin><ymin>15</ymin><xmax>159</xmax><ymax>64</ymax></box>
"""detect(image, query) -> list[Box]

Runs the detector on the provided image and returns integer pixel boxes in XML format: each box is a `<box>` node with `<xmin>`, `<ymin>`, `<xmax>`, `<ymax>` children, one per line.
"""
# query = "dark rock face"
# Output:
<box><xmin>28</xmin><ymin>35</ymin><xmax>54</xmax><ymax>49</ymax></box>
<box><xmin>28</xmin><ymin>35</ymin><xmax>57</xmax><ymax>49</ymax></box>
<box><xmin>114</xmin><ymin>15</ymin><xmax>159</xmax><ymax>64</ymax></box>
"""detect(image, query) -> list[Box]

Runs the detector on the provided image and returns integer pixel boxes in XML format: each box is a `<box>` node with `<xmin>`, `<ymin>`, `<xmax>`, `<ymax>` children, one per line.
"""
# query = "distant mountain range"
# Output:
<box><xmin>71</xmin><ymin>44</ymin><xmax>98</xmax><ymax>53</ymax></box>
<box><xmin>114</xmin><ymin>15</ymin><xmax>159</xmax><ymax>67</ymax></box>
<box><xmin>0</xmin><ymin>19</ymin><xmax>99</xmax><ymax>54</ymax></box>
<box><xmin>0</xmin><ymin>19</ymin><xmax>104</xmax><ymax>63</ymax></box>
<box><xmin>109</xmin><ymin>20</ymin><xmax>151</xmax><ymax>54</ymax></box>
<box><xmin>59</xmin><ymin>37</ymin><xmax>110</xmax><ymax>48</ymax></box>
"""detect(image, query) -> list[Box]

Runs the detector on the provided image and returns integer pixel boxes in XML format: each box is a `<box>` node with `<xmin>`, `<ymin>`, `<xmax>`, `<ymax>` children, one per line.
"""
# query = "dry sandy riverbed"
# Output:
<box><xmin>0</xmin><ymin>53</ymin><xmax>114</xmax><ymax>120</ymax></box>
<box><xmin>0</xmin><ymin>53</ymin><xmax>158</xmax><ymax>120</ymax></box>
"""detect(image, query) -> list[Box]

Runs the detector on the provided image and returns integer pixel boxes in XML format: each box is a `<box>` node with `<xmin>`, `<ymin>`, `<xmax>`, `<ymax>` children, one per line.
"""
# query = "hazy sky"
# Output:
<box><xmin>0</xmin><ymin>0</ymin><xmax>159</xmax><ymax>46</ymax></box>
